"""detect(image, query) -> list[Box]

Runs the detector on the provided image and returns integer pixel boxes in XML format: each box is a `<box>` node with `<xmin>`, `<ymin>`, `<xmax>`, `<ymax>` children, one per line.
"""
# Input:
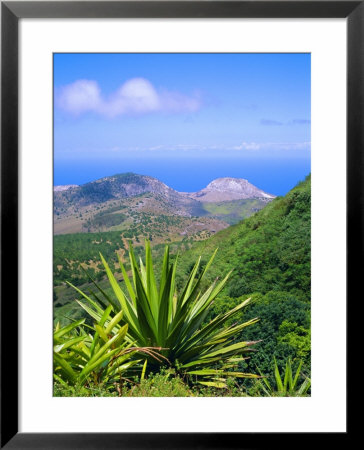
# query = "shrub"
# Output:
<box><xmin>69</xmin><ymin>241</ymin><xmax>260</xmax><ymax>388</ymax></box>
<box><xmin>122</xmin><ymin>370</ymin><xmax>193</xmax><ymax>397</ymax></box>
<box><xmin>253</xmin><ymin>357</ymin><xmax>311</xmax><ymax>397</ymax></box>
<box><xmin>53</xmin><ymin>310</ymin><xmax>162</xmax><ymax>389</ymax></box>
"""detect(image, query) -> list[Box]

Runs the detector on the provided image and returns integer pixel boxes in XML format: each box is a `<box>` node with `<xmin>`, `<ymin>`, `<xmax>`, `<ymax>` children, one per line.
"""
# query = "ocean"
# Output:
<box><xmin>54</xmin><ymin>157</ymin><xmax>311</xmax><ymax>197</ymax></box>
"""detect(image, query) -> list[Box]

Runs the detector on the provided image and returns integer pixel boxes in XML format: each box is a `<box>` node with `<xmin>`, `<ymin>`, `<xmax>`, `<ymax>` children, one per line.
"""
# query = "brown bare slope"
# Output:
<box><xmin>54</xmin><ymin>173</ymin><xmax>275</xmax><ymax>235</ymax></box>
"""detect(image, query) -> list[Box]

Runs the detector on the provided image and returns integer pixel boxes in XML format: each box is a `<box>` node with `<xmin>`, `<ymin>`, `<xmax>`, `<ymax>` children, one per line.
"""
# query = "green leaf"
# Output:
<box><xmin>113</xmin><ymin>323</ymin><xmax>129</xmax><ymax>348</ymax></box>
<box><xmin>67</xmin><ymin>280</ymin><xmax>117</xmax><ymax>314</ymax></box>
<box><xmin>198</xmin><ymin>340</ymin><xmax>257</xmax><ymax>360</ymax></box>
<box><xmin>117</xmin><ymin>253</ymin><xmax>136</xmax><ymax>306</ymax></box>
<box><xmin>53</xmin><ymin>318</ymin><xmax>85</xmax><ymax>341</ymax></box>
<box><xmin>104</xmin><ymin>309</ymin><xmax>123</xmax><ymax>335</ymax></box>
<box><xmin>94</xmin><ymin>325</ymin><xmax>109</xmax><ymax>343</ymax></box>
<box><xmin>292</xmin><ymin>360</ymin><xmax>303</xmax><ymax>390</ymax></box>
<box><xmin>274</xmin><ymin>357</ymin><xmax>284</xmax><ymax>392</ymax></box>
<box><xmin>223</xmin><ymin>371</ymin><xmax>261</xmax><ymax>379</ymax></box>
<box><xmin>145</xmin><ymin>240</ymin><xmax>159</xmax><ymax>322</ymax></box>
<box><xmin>99</xmin><ymin>253</ymin><xmax>141</xmax><ymax>336</ymax></box>
<box><xmin>132</xmin><ymin>261</ymin><xmax>158</xmax><ymax>343</ymax></box>
<box><xmin>198</xmin><ymin>381</ymin><xmax>227</xmax><ymax>389</ymax></box>
<box><xmin>187</xmin><ymin>369</ymin><xmax>223</xmax><ymax>376</ymax></box>
<box><xmin>157</xmin><ymin>265</ymin><xmax>174</xmax><ymax>345</ymax></box>
<box><xmin>79</xmin><ymin>347</ymin><xmax>120</xmax><ymax>383</ymax></box>
<box><xmin>54</xmin><ymin>336</ymin><xmax>85</xmax><ymax>353</ymax></box>
<box><xmin>141</xmin><ymin>359</ymin><xmax>147</xmax><ymax>381</ymax></box>
<box><xmin>159</xmin><ymin>245</ymin><xmax>170</xmax><ymax>303</ymax></box>
<box><xmin>283</xmin><ymin>360</ymin><xmax>290</xmax><ymax>391</ymax></box>
<box><xmin>53</xmin><ymin>353</ymin><xmax>77</xmax><ymax>383</ymax></box>
<box><xmin>297</xmin><ymin>377</ymin><xmax>311</xmax><ymax>395</ymax></box>
<box><xmin>79</xmin><ymin>328</ymin><xmax>128</xmax><ymax>381</ymax></box>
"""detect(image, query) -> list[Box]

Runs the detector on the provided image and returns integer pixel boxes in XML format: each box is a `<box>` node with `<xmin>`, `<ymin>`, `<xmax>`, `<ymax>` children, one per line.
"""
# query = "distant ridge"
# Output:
<box><xmin>53</xmin><ymin>173</ymin><xmax>276</xmax><ymax>235</ymax></box>
<box><xmin>54</xmin><ymin>173</ymin><xmax>196</xmax><ymax>209</ymax></box>
<box><xmin>54</xmin><ymin>173</ymin><xmax>275</xmax><ymax>203</ymax></box>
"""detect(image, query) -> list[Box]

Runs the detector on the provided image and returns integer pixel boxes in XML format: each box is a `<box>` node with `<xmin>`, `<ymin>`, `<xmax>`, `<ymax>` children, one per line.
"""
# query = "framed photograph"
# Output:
<box><xmin>1</xmin><ymin>1</ymin><xmax>358</xmax><ymax>448</ymax></box>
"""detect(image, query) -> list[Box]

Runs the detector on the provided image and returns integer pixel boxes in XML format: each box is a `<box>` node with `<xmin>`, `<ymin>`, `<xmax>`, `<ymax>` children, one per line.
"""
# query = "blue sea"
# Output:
<box><xmin>54</xmin><ymin>157</ymin><xmax>311</xmax><ymax>197</ymax></box>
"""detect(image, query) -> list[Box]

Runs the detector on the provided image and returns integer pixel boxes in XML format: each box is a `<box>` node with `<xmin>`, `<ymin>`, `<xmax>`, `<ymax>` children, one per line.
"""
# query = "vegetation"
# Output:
<box><xmin>253</xmin><ymin>357</ymin><xmax>311</xmax><ymax>397</ymax></box>
<box><xmin>69</xmin><ymin>242</ymin><xmax>261</xmax><ymax>388</ymax></box>
<box><xmin>175</xmin><ymin>175</ymin><xmax>311</xmax><ymax>378</ymax></box>
<box><xmin>176</xmin><ymin>176</ymin><xmax>310</xmax><ymax>298</ymax></box>
<box><xmin>53</xmin><ymin>215</ymin><xmax>225</xmax><ymax>291</ymax></box>
<box><xmin>120</xmin><ymin>370</ymin><xmax>194</xmax><ymax>397</ymax></box>
<box><xmin>201</xmin><ymin>198</ymin><xmax>270</xmax><ymax>225</ymax></box>
<box><xmin>53</xmin><ymin>175</ymin><xmax>311</xmax><ymax>396</ymax></box>
<box><xmin>54</xmin><ymin>370</ymin><xmax>252</xmax><ymax>397</ymax></box>
<box><xmin>53</xmin><ymin>309</ymin><xmax>162</xmax><ymax>389</ymax></box>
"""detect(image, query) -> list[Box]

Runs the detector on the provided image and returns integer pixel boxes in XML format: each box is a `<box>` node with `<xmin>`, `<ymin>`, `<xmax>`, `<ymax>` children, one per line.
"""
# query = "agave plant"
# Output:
<box><xmin>255</xmin><ymin>357</ymin><xmax>311</xmax><ymax>396</ymax></box>
<box><xmin>68</xmin><ymin>241</ymin><xmax>260</xmax><ymax>388</ymax></box>
<box><xmin>53</xmin><ymin>305</ymin><xmax>163</xmax><ymax>388</ymax></box>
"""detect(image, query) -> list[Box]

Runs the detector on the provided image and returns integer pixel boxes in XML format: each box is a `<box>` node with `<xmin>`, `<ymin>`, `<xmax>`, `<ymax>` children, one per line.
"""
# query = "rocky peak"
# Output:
<box><xmin>188</xmin><ymin>177</ymin><xmax>275</xmax><ymax>202</ymax></box>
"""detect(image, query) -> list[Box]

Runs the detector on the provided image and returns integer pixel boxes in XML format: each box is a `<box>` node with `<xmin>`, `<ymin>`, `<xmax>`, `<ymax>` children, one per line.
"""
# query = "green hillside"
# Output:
<box><xmin>54</xmin><ymin>175</ymin><xmax>311</xmax><ymax>383</ymax></box>
<box><xmin>177</xmin><ymin>175</ymin><xmax>310</xmax><ymax>297</ymax></box>
<box><xmin>175</xmin><ymin>175</ymin><xmax>311</xmax><ymax>377</ymax></box>
<box><xmin>201</xmin><ymin>197</ymin><xmax>271</xmax><ymax>225</ymax></box>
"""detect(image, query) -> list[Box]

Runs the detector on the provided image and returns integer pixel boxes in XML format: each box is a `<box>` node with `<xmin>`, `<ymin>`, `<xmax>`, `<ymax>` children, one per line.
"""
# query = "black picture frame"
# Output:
<box><xmin>1</xmin><ymin>1</ymin><xmax>358</xmax><ymax>448</ymax></box>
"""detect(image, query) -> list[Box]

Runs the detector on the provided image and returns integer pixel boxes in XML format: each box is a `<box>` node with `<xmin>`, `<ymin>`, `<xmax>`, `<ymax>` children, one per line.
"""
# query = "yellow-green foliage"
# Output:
<box><xmin>53</xmin><ymin>309</ymin><xmax>161</xmax><ymax>388</ymax></box>
<box><xmin>69</xmin><ymin>242</ymin><xmax>261</xmax><ymax>388</ymax></box>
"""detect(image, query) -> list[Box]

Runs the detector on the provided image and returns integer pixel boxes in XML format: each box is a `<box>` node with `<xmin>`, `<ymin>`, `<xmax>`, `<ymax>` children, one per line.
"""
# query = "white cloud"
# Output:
<box><xmin>56</xmin><ymin>78</ymin><xmax>201</xmax><ymax>117</ymax></box>
<box><xmin>233</xmin><ymin>141</ymin><xmax>311</xmax><ymax>151</ymax></box>
<box><xmin>233</xmin><ymin>142</ymin><xmax>261</xmax><ymax>151</ymax></box>
<box><xmin>273</xmin><ymin>141</ymin><xmax>311</xmax><ymax>150</ymax></box>
<box><xmin>112</xmin><ymin>142</ymin><xmax>310</xmax><ymax>153</ymax></box>
<box><xmin>107</xmin><ymin>142</ymin><xmax>311</xmax><ymax>153</ymax></box>
<box><xmin>57</xmin><ymin>80</ymin><xmax>102</xmax><ymax>115</ymax></box>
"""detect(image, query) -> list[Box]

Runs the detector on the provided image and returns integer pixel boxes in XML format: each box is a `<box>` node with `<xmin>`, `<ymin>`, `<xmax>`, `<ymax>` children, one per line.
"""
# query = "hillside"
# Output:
<box><xmin>177</xmin><ymin>175</ymin><xmax>310</xmax><ymax>298</ymax></box>
<box><xmin>175</xmin><ymin>174</ymin><xmax>311</xmax><ymax>376</ymax></box>
<box><xmin>54</xmin><ymin>173</ymin><xmax>274</xmax><ymax>235</ymax></box>
<box><xmin>54</xmin><ymin>172</ymin><xmax>195</xmax><ymax>209</ymax></box>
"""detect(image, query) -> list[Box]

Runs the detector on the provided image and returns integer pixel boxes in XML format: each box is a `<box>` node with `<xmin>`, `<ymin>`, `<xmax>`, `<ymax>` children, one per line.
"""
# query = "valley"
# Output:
<box><xmin>53</xmin><ymin>172</ymin><xmax>275</xmax><ymax>311</ymax></box>
<box><xmin>54</xmin><ymin>172</ymin><xmax>274</xmax><ymax>235</ymax></box>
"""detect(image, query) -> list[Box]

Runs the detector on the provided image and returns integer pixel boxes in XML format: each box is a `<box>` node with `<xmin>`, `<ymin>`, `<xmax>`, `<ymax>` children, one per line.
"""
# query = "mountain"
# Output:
<box><xmin>54</xmin><ymin>173</ymin><xmax>275</xmax><ymax>235</ymax></box>
<box><xmin>54</xmin><ymin>173</ymin><xmax>196</xmax><ymax>209</ymax></box>
<box><xmin>187</xmin><ymin>177</ymin><xmax>275</xmax><ymax>202</ymax></box>
<box><xmin>55</xmin><ymin>173</ymin><xmax>275</xmax><ymax>206</ymax></box>
<box><xmin>54</xmin><ymin>172</ymin><xmax>275</xmax><ymax>208</ymax></box>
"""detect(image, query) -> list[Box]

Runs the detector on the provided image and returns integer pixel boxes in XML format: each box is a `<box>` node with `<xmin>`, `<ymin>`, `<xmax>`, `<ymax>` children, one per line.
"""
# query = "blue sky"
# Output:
<box><xmin>54</xmin><ymin>53</ymin><xmax>310</xmax><ymax>195</ymax></box>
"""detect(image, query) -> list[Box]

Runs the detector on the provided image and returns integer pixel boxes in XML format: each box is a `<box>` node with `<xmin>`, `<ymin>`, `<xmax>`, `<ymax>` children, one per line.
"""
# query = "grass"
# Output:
<box><xmin>202</xmin><ymin>198</ymin><xmax>270</xmax><ymax>224</ymax></box>
<box><xmin>53</xmin><ymin>370</ymin><xmax>194</xmax><ymax>397</ymax></box>
<box><xmin>52</xmin><ymin>374</ymin><xmax>248</xmax><ymax>397</ymax></box>
<box><xmin>122</xmin><ymin>371</ymin><xmax>194</xmax><ymax>397</ymax></box>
